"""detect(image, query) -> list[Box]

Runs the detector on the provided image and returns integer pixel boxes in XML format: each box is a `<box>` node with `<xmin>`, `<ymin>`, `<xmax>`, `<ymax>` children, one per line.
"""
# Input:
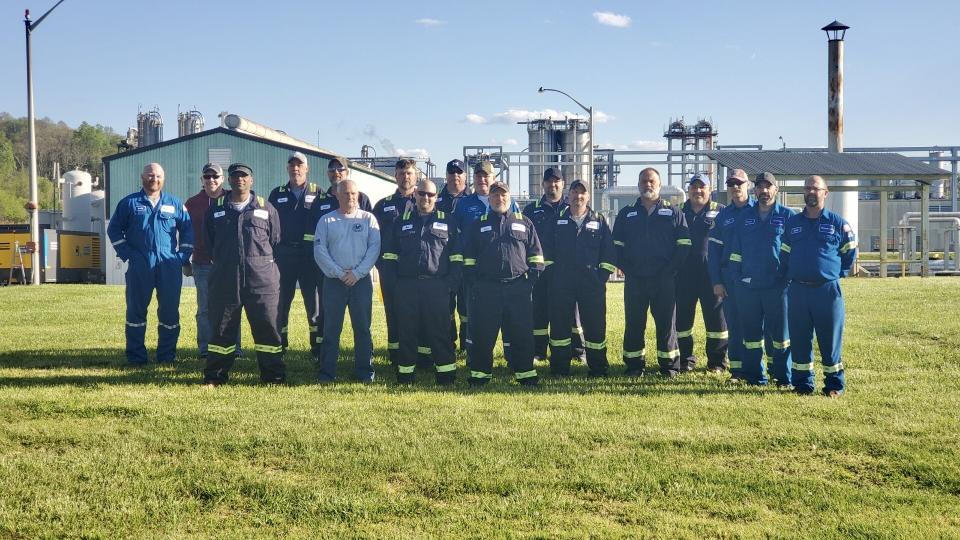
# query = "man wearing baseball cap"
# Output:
<box><xmin>184</xmin><ymin>163</ymin><xmax>242</xmax><ymax>359</ymax></box>
<box><xmin>707</xmin><ymin>168</ymin><xmax>754</xmax><ymax>382</ymax></box>
<box><xmin>727</xmin><ymin>172</ymin><xmax>795</xmax><ymax>387</ymax></box>
<box><xmin>268</xmin><ymin>151</ymin><xmax>324</xmax><ymax>361</ymax></box>
<box><xmin>437</xmin><ymin>158</ymin><xmax>471</xmax><ymax>352</ymax></box>
<box><xmin>676</xmin><ymin>173</ymin><xmax>727</xmax><ymax>372</ymax></box>
<box><xmin>320</xmin><ymin>156</ymin><xmax>372</xmax><ymax>212</ymax></box>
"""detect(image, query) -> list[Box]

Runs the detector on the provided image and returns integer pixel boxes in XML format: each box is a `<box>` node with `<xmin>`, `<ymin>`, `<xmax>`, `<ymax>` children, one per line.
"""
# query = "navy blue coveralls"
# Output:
<box><xmin>381</xmin><ymin>209</ymin><xmax>462</xmax><ymax>384</ymax></box>
<box><xmin>452</xmin><ymin>193</ymin><xmax>520</xmax><ymax>367</ymax></box>
<box><xmin>462</xmin><ymin>210</ymin><xmax>544</xmax><ymax>386</ymax></box>
<box><xmin>436</xmin><ymin>184</ymin><xmax>470</xmax><ymax>349</ymax></box>
<box><xmin>268</xmin><ymin>181</ymin><xmax>323</xmax><ymax>356</ymax></box>
<box><xmin>107</xmin><ymin>190</ymin><xmax>193</xmax><ymax>364</ymax></box>
<box><xmin>613</xmin><ymin>199</ymin><xmax>691</xmax><ymax>376</ymax></box>
<box><xmin>729</xmin><ymin>203</ymin><xmax>795</xmax><ymax>385</ymax></box>
<box><xmin>202</xmin><ymin>193</ymin><xmax>286</xmax><ymax>385</ymax></box>
<box><xmin>676</xmin><ymin>200</ymin><xmax>728</xmax><ymax>371</ymax></box>
<box><xmin>707</xmin><ymin>199</ymin><xmax>755</xmax><ymax>379</ymax></box>
<box><xmin>781</xmin><ymin>208</ymin><xmax>857</xmax><ymax>395</ymax></box>
<box><xmin>373</xmin><ymin>191</ymin><xmax>415</xmax><ymax>364</ymax></box>
<box><xmin>543</xmin><ymin>207</ymin><xmax>616</xmax><ymax>376</ymax></box>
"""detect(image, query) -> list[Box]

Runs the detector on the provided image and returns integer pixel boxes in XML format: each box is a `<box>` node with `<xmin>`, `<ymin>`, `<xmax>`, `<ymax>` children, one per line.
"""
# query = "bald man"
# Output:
<box><xmin>108</xmin><ymin>163</ymin><xmax>194</xmax><ymax>365</ymax></box>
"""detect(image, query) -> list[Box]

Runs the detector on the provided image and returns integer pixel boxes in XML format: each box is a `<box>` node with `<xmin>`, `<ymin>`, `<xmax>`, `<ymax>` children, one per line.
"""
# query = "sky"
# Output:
<box><xmin>1</xmin><ymin>0</ymin><xmax>958</xmax><ymax>189</ymax></box>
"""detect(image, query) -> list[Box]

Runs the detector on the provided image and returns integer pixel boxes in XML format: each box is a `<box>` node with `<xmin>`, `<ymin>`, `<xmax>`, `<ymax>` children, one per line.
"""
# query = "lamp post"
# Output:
<box><xmin>24</xmin><ymin>0</ymin><xmax>67</xmax><ymax>285</ymax></box>
<box><xmin>538</xmin><ymin>86</ymin><xmax>594</xmax><ymax>204</ymax></box>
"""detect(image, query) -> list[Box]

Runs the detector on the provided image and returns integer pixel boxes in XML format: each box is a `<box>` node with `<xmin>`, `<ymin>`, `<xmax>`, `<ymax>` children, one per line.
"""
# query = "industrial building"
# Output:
<box><xmin>101</xmin><ymin>113</ymin><xmax>398</xmax><ymax>285</ymax></box>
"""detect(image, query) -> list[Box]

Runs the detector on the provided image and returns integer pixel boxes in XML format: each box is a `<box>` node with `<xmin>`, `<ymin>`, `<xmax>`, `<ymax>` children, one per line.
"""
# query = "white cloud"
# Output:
<box><xmin>415</xmin><ymin>18</ymin><xmax>445</xmax><ymax>26</ymax></box>
<box><xmin>503</xmin><ymin>138</ymin><xmax>519</xmax><ymax>146</ymax></box>
<box><xmin>490</xmin><ymin>108</ymin><xmax>613</xmax><ymax>124</ymax></box>
<box><xmin>593</xmin><ymin>11</ymin><xmax>631</xmax><ymax>28</ymax></box>
<box><xmin>604</xmin><ymin>140</ymin><xmax>668</xmax><ymax>151</ymax></box>
<box><xmin>396</xmin><ymin>148</ymin><xmax>430</xmax><ymax>159</ymax></box>
<box><xmin>464</xmin><ymin>113</ymin><xmax>487</xmax><ymax>124</ymax></box>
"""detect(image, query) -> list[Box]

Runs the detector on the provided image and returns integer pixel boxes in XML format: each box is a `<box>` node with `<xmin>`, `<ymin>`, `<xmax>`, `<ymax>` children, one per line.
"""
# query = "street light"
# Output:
<box><xmin>24</xmin><ymin>0</ymin><xmax>68</xmax><ymax>286</ymax></box>
<box><xmin>538</xmin><ymin>86</ymin><xmax>595</xmax><ymax>204</ymax></box>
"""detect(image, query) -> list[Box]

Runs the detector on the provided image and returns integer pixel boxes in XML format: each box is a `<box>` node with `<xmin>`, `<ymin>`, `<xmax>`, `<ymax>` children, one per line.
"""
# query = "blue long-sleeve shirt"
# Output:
<box><xmin>707</xmin><ymin>199</ymin><xmax>754</xmax><ymax>286</ymax></box>
<box><xmin>781</xmin><ymin>208</ymin><xmax>858</xmax><ymax>282</ymax></box>
<box><xmin>728</xmin><ymin>203</ymin><xmax>796</xmax><ymax>289</ymax></box>
<box><xmin>107</xmin><ymin>190</ymin><xmax>193</xmax><ymax>266</ymax></box>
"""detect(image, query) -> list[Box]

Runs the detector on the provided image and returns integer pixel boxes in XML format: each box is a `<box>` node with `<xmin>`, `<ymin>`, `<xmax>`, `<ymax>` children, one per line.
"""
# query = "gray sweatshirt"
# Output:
<box><xmin>314</xmin><ymin>209</ymin><xmax>380</xmax><ymax>279</ymax></box>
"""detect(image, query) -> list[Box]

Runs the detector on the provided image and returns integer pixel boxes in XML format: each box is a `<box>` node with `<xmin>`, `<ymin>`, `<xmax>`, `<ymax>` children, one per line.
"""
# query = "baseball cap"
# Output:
<box><xmin>568</xmin><ymin>179</ymin><xmax>588</xmax><ymax>192</ymax></box>
<box><xmin>755</xmin><ymin>172</ymin><xmax>777</xmax><ymax>185</ymax></box>
<box><xmin>446</xmin><ymin>159</ymin><xmax>465</xmax><ymax>173</ymax></box>
<box><xmin>227</xmin><ymin>163</ymin><xmax>253</xmax><ymax>176</ymax></box>
<box><xmin>288</xmin><ymin>151</ymin><xmax>308</xmax><ymax>164</ymax></box>
<box><xmin>726</xmin><ymin>168</ymin><xmax>749</xmax><ymax>185</ymax></box>
<box><xmin>489</xmin><ymin>180</ymin><xmax>509</xmax><ymax>193</ymax></box>
<box><xmin>687</xmin><ymin>173</ymin><xmax>709</xmax><ymax>187</ymax></box>
<box><xmin>543</xmin><ymin>167</ymin><xmax>562</xmax><ymax>182</ymax></box>
<box><xmin>201</xmin><ymin>163</ymin><xmax>222</xmax><ymax>176</ymax></box>
<box><xmin>474</xmin><ymin>161</ymin><xmax>494</xmax><ymax>175</ymax></box>
<box><xmin>328</xmin><ymin>156</ymin><xmax>349</xmax><ymax>170</ymax></box>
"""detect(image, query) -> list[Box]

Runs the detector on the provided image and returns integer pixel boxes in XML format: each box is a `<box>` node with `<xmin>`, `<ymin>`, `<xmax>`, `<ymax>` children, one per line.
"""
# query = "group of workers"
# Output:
<box><xmin>107</xmin><ymin>151</ymin><xmax>856</xmax><ymax>396</ymax></box>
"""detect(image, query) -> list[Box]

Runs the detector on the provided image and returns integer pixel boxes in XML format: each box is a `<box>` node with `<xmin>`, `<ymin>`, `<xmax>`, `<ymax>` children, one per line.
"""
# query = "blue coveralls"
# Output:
<box><xmin>729</xmin><ymin>203</ymin><xmax>795</xmax><ymax>385</ymax></box>
<box><xmin>781</xmin><ymin>209</ymin><xmax>857</xmax><ymax>395</ymax></box>
<box><xmin>452</xmin><ymin>193</ymin><xmax>519</xmax><ymax>368</ymax></box>
<box><xmin>107</xmin><ymin>190</ymin><xmax>193</xmax><ymax>364</ymax></box>
<box><xmin>707</xmin><ymin>199</ymin><xmax>754</xmax><ymax>379</ymax></box>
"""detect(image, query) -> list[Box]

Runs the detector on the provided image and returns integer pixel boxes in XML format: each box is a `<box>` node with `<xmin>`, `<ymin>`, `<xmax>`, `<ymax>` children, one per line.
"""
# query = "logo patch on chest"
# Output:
<box><xmin>511</xmin><ymin>222</ymin><xmax>526</xmax><ymax>232</ymax></box>
<box><xmin>135</xmin><ymin>205</ymin><xmax>146</xmax><ymax>215</ymax></box>
<box><xmin>160</xmin><ymin>204</ymin><xmax>176</xmax><ymax>215</ymax></box>
<box><xmin>791</xmin><ymin>226</ymin><xmax>802</xmax><ymax>234</ymax></box>
<box><xmin>626</xmin><ymin>211</ymin><xmax>638</xmax><ymax>218</ymax></box>
<box><xmin>586</xmin><ymin>220</ymin><xmax>600</xmax><ymax>230</ymax></box>
<box><xmin>771</xmin><ymin>216</ymin><xmax>785</xmax><ymax>226</ymax></box>
<box><xmin>724</xmin><ymin>217</ymin><xmax>735</xmax><ymax>226</ymax></box>
<box><xmin>402</xmin><ymin>224</ymin><xmax>414</xmax><ymax>231</ymax></box>
<box><xmin>819</xmin><ymin>224</ymin><xmax>835</xmax><ymax>234</ymax></box>
<box><xmin>432</xmin><ymin>222</ymin><xmax>448</xmax><ymax>231</ymax></box>
<box><xmin>253</xmin><ymin>209</ymin><xmax>269</xmax><ymax>220</ymax></box>
<box><xmin>745</xmin><ymin>218</ymin><xmax>757</xmax><ymax>226</ymax></box>
<box><xmin>480</xmin><ymin>225</ymin><xmax>492</xmax><ymax>233</ymax></box>
<box><xmin>353</xmin><ymin>223</ymin><xmax>364</xmax><ymax>232</ymax></box>
<box><xmin>657</xmin><ymin>208</ymin><xmax>672</xmax><ymax>216</ymax></box>
<box><xmin>214</xmin><ymin>210</ymin><xmax>226</xmax><ymax>218</ymax></box>
<box><xmin>277</xmin><ymin>197</ymin><xmax>289</xmax><ymax>203</ymax></box>
<box><xmin>556</xmin><ymin>219</ymin><xmax>569</xmax><ymax>225</ymax></box>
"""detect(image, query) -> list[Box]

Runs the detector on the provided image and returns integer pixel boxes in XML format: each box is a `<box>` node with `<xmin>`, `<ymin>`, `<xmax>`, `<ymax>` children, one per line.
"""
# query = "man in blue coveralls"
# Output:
<box><xmin>708</xmin><ymin>169</ymin><xmax>754</xmax><ymax>382</ymax></box>
<box><xmin>728</xmin><ymin>172</ymin><xmax>795</xmax><ymax>386</ymax></box>
<box><xmin>107</xmin><ymin>163</ymin><xmax>193</xmax><ymax>365</ymax></box>
<box><xmin>781</xmin><ymin>175</ymin><xmax>857</xmax><ymax>397</ymax></box>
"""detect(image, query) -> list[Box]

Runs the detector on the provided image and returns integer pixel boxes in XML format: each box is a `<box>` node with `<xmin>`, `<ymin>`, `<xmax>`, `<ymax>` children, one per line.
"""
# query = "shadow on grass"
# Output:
<box><xmin>0</xmin><ymin>347</ymin><xmax>757</xmax><ymax>396</ymax></box>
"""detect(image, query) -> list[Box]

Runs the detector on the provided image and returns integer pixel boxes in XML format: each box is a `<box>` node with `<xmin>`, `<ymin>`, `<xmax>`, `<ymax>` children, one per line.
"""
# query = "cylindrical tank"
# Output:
<box><xmin>137</xmin><ymin>108</ymin><xmax>163</xmax><ymax>147</ymax></box>
<box><xmin>561</xmin><ymin>123</ymin><xmax>591</xmax><ymax>184</ymax></box>
<box><xmin>929</xmin><ymin>151</ymin><xmax>946</xmax><ymax>199</ymax></box>
<box><xmin>177</xmin><ymin>110</ymin><xmax>205</xmax><ymax>137</ymax></box>
<box><xmin>527</xmin><ymin>122</ymin><xmax>554</xmax><ymax>199</ymax></box>
<box><xmin>62</xmin><ymin>170</ymin><xmax>93</xmax><ymax>232</ymax></box>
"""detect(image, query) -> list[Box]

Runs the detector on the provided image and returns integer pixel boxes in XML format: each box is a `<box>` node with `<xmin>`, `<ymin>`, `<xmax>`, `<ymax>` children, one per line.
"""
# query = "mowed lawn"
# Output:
<box><xmin>0</xmin><ymin>278</ymin><xmax>958</xmax><ymax>539</ymax></box>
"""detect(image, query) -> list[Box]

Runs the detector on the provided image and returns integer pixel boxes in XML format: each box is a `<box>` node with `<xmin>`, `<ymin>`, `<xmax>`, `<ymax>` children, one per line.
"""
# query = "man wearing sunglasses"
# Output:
<box><xmin>381</xmin><ymin>180</ymin><xmax>461</xmax><ymax>384</ymax></box>
<box><xmin>707</xmin><ymin>168</ymin><xmax>754</xmax><ymax>382</ymax></box>
<box><xmin>184</xmin><ymin>163</ymin><xmax>242</xmax><ymax>360</ymax></box>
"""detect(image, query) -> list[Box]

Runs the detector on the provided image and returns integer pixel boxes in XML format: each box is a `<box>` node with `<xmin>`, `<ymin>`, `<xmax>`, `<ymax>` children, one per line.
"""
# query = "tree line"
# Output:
<box><xmin>0</xmin><ymin>113</ymin><xmax>119</xmax><ymax>223</ymax></box>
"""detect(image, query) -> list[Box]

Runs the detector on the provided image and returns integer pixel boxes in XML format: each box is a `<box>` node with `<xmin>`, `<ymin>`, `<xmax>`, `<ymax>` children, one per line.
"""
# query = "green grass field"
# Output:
<box><xmin>1</xmin><ymin>279</ymin><xmax>959</xmax><ymax>538</ymax></box>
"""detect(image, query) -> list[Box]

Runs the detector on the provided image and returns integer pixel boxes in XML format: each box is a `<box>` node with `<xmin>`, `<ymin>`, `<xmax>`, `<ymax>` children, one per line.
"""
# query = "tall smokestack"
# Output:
<box><xmin>822</xmin><ymin>21</ymin><xmax>857</xmax><ymax>236</ymax></box>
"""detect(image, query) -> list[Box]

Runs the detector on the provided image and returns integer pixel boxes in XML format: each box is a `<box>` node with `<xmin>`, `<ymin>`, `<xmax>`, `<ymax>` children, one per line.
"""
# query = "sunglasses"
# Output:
<box><xmin>203</xmin><ymin>174</ymin><xmax>221</xmax><ymax>180</ymax></box>
<box><xmin>726</xmin><ymin>181</ymin><xmax>745</xmax><ymax>187</ymax></box>
<box><xmin>417</xmin><ymin>191</ymin><xmax>437</xmax><ymax>198</ymax></box>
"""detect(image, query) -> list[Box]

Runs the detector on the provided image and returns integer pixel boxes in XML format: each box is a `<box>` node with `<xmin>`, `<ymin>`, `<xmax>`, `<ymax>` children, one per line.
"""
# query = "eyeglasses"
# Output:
<box><xmin>202</xmin><ymin>174</ymin><xmax>221</xmax><ymax>180</ymax></box>
<box><xmin>417</xmin><ymin>191</ymin><xmax>437</xmax><ymax>198</ymax></box>
<box><xmin>329</xmin><ymin>167</ymin><xmax>347</xmax><ymax>172</ymax></box>
<box><xmin>725</xmin><ymin>181</ymin><xmax>745</xmax><ymax>187</ymax></box>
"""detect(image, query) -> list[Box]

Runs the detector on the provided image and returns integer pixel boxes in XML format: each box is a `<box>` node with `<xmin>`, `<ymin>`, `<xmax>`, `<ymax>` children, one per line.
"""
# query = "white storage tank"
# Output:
<box><xmin>62</xmin><ymin>170</ymin><xmax>94</xmax><ymax>233</ymax></box>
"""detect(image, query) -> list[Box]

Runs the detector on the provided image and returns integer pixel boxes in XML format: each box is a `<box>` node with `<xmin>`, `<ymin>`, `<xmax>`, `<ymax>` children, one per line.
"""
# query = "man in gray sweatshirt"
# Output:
<box><xmin>313</xmin><ymin>179</ymin><xmax>381</xmax><ymax>382</ymax></box>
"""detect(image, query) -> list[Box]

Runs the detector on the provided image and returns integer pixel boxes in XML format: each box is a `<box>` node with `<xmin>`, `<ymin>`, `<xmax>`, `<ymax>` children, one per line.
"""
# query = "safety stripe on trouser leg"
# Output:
<box><xmin>315</xmin><ymin>336</ymin><xmax>324</xmax><ymax>344</ymax></box>
<box><xmin>623</xmin><ymin>349</ymin><xmax>645</xmax><ymax>359</ymax></box>
<box><xmin>254</xmin><ymin>344</ymin><xmax>283</xmax><ymax>354</ymax></box>
<box><xmin>436</xmin><ymin>363</ymin><xmax>456</xmax><ymax>373</ymax></box>
<box><xmin>125</xmin><ymin>321</ymin><xmax>147</xmax><ymax>327</ymax></box>
<box><xmin>793</xmin><ymin>362</ymin><xmax>814</xmax><ymax>371</ymax></box>
<box><xmin>584</xmin><ymin>339</ymin><xmax>607</xmax><ymax>350</ymax></box>
<box><xmin>743</xmin><ymin>340</ymin><xmax>763</xmax><ymax>349</ymax></box>
<box><xmin>158</xmin><ymin>322</ymin><xmax>180</xmax><ymax>330</ymax></box>
<box><xmin>470</xmin><ymin>371</ymin><xmax>492</xmax><ymax>379</ymax></box>
<box><xmin>398</xmin><ymin>364</ymin><xmax>416</xmax><ymax>374</ymax></box>
<box><xmin>280</xmin><ymin>326</ymin><xmax>288</xmax><ymax>333</ymax></box>
<box><xmin>309</xmin><ymin>326</ymin><xmax>318</xmax><ymax>332</ymax></box>
<box><xmin>729</xmin><ymin>360</ymin><xmax>743</xmax><ymax>369</ymax></box>
<box><xmin>387</xmin><ymin>342</ymin><xmax>399</xmax><ymax>350</ymax></box>
<box><xmin>417</xmin><ymin>346</ymin><xmax>432</xmax><ymax>355</ymax></box>
<box><xmin>515</xmin><ymin>369</ymin><xmax>537</xmax><ymax>380</ymax></box>
<box><xmin>706</xmin><ymin>330</ymin><xmax>729</xmax><ymax>339</ymax></box>
<box><xmin>656</xmin><ymin>349</ymin><xmax>680</xmax><ymax>359</ymax></box>
<box><xmin>772</xmin><ymin>340</ymin><xmax>791</xmax><ymax>349</ymax></box>
<box><xmin>822</xmin><ymin>362</ymin><xmax>844</xmax><ymax>373</ymax></box>
<box><xmin>208</xmin><ymin>344</ymin><xmax>236</xmax><ymax>355</ymax></box>
<box><xmin>549</xmin><ymin>338</ymin><xmax>572</xmax><ymax>347</ymax></box>
<box><xmin>532</xmin><ymin>328</ymin><xmax>549</xmax><ymax>336</ymax></box>
<box><xmin>676</xmin><ymin>328</ymin><xmax>693</xmax><ymax>338</ymax></box>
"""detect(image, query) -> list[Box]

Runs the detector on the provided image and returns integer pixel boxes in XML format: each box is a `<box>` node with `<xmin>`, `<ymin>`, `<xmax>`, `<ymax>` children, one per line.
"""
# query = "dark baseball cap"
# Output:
<box><xmin>474</xmin><ymin>161</ymin><xmax>494</xmax><ymax>175</ymax></box>
<box><xmin>328</xmin><ymin>156</ymin><xmax>349</xmax><ymax>170</ymax></box>
<box><xmin>687</xmin><ymin>173</ymin><xmax>709</xmax><ymax>187</ymax></box>
<box><xmin>227</xmin><ymin>163</ymin><xmax>253</xmax><ymax>176</ymax></box>
<box><xmin>489</xmin><ymin>180</ymin><xmax>509</xmax><ymax>193</ymax></box>
<box><xmin>201</xmin><ymin>163</ymin><xmax>222</xmax><ymax>176</ymax></box>
<box><xmin>543</xmin><ymin>167</ymin><xmax>562</xmax><ymax>182</ymax></box>
<box><xmin>755</xmin><ymin>172</ymin><xmax>777</xmax><ymax>185</ymax></box>
<box><xmin>446</xmin><ymin>159</ymin><xmax>465</xmax><ymax>173</ymax></box>
<box><xmin>568</xmin><ymin>179</ymin><xmax>588</xmax><ymax>192</ymax></box>
<box><xmin>726</xmin><ymin>168</ymin><xmax>749</xmax><ymax>185</ymax></box>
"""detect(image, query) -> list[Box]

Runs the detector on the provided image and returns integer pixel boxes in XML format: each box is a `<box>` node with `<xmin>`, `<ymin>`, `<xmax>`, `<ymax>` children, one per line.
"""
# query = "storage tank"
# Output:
<box><xmin>177</xmin><ymin>110</ymin><xmax>205</xmax><ymax>137</ymax></box>
<box><xmin>62</xmin><ymin>170</ymin><xmax>94</xmax><ymax>233</ymax></box>
<box><xmin>560</xmin><ymin>124</ymin><xmax>591</xmax><ymax>184</ymax></box>
<box><xmin>136</xmin><ymin>108</ymin><xmax>163</xmax><ymax>147</ymax></box>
